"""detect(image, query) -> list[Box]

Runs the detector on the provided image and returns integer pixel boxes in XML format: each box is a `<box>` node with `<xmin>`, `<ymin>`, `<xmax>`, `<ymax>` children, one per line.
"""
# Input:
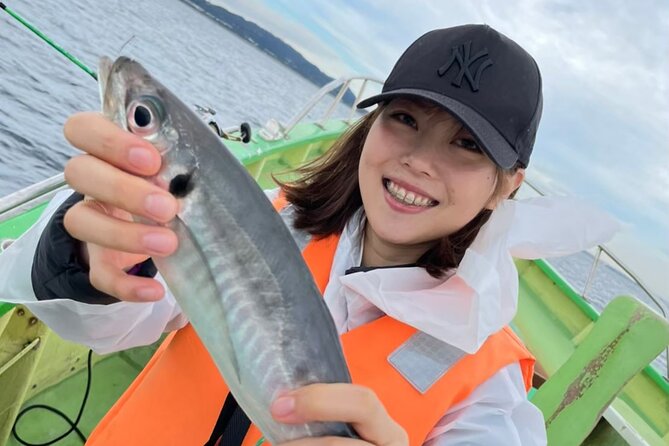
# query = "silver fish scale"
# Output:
<box><xmin>184</xmin><ymin>186</ymin><xmax>316</xmax><ymax>439</ymax></box>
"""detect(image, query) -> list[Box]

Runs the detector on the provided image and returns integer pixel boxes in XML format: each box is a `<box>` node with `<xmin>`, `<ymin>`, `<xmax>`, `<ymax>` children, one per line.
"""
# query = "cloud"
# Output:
<box><xmin>213</xmin><ymin>0</ymin><xmax>669</xmax><ymax>297</ymax></box>
<box><xmin>476</xmin><ymin>0</ymin><xmax>669</xmax><ymax>143</ymax></box>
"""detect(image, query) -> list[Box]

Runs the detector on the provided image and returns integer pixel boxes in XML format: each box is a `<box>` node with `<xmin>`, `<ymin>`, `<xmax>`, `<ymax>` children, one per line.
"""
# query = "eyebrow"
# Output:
<box><xmin>388</xmin><ymin>99</ymin><xmax>471</xmax><ymax>135</ymax></box>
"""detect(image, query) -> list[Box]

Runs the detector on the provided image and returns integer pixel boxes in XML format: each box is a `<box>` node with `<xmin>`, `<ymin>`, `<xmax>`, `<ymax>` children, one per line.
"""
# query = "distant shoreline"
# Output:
<box><xmin>178</xmin><ymin>0</ymin><xmax>356</xmax><ymax>105</ymax></box>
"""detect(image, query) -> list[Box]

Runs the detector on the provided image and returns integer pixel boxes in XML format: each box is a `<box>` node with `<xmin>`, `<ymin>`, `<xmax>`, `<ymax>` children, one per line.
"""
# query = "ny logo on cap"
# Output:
<box><xmin>437</xmin><ymin>41</ymin><xmax>493</xmax><ymax>92</ymax></box>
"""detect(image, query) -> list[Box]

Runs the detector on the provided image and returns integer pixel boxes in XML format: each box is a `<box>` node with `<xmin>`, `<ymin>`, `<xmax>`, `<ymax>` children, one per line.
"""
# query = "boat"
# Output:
<box><xmin>0</xmin><ymin>72</ymin><xmax>668</xmax><ymax>446</ymax></box>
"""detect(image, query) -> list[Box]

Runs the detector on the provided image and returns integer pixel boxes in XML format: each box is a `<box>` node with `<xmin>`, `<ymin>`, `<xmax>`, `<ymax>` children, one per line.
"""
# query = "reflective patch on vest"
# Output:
<box><xmin>278</xmin><ymin>204</ymin><xmax>311</xmax><ymax>251</ymax></box>
<box><xmin>388</xmin><ymin>331</ymin><xmax>467</xmax><ymax>394</ymax></box>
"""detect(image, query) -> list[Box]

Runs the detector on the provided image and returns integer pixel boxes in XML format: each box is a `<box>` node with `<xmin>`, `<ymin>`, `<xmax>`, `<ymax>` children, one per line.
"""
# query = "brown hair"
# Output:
<box><xmin>275</xmin><ymin>106</ymin><xmax>521</xmax><ymax>278</ymax></box>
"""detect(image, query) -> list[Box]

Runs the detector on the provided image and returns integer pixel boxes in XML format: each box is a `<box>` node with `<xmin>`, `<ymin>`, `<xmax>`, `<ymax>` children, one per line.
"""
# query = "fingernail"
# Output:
<box><xmin>142</xmin><ymin>232</ymin><xmax>174</xmax><ymax>255</ymax></box>
<box><xmin>144</xmin><ymin>194</ymin><xmax>175</xmax><ymax>220</ymax></box>
<box><xmin>271</xmin><ymin>396</ymin><xmax>295</xmax><ymax>417</ymax></box>
<box><xmin>135</xmin><ymin>287</ymin><xmax>160</xmax><ymax>300</ymax></box>
<box><xmin>128</xmin><ymin>147</ymin><xmax>155</xmax><ymax>169</ymax></box>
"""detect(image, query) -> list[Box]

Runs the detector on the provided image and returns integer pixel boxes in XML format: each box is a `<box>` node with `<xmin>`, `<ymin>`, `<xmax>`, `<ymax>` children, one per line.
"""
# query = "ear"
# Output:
<box><xmin>506</xmin><ymin>168</ymin><xmax>525</xmax><ymax>196</ymax></box>
<box><xmin>485</xmin><ymin>168</ymin><xmax>525</xmax><ymax>210</ymax></box>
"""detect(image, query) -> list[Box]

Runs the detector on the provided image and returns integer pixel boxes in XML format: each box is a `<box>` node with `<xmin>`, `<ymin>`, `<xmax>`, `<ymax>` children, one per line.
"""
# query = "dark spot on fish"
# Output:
<box><xmin>293</xmin><ymin>363</ymin><xmax>310</xmax><ymax>382</ymax></box>
<box><xmin>134</xmin><ymin>104</ymin><xmax>152</xmax><ymax>127</ymax></box>
<box><xmin>169</xmin><ymin>172</ymin><xmax>195</xmax><ymax>198</ymax></box>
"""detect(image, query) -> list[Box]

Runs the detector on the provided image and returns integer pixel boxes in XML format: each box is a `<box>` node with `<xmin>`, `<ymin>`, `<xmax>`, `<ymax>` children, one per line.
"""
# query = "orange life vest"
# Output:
<box><xmin>87</xmin><ymin>196</ymin><xmax>534</xmax><ymax>446</ymax></box>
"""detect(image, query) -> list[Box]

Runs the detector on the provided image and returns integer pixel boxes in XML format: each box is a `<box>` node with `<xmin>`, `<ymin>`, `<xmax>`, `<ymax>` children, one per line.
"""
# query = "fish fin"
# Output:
<box><xmin>155</xmin><ymin>216</ymin><xmax>243</xmax><ymax>386</ymax></box>
<box><xmin>98</xmin><ymin>57</ymin><xmax>113</xmax><ymax>107</ymax></box>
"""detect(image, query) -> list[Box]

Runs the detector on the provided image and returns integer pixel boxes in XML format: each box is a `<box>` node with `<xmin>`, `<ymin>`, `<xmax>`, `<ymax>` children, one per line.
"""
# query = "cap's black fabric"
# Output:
<box><xmin>358</xmin><ymin>25</ymin><xmax>543</xmax><ymax>168</ymax></box>
<box><xmin>31</xmin><ymin>192</ymin><xmax>156</xmax><ymax>304</ymax></box>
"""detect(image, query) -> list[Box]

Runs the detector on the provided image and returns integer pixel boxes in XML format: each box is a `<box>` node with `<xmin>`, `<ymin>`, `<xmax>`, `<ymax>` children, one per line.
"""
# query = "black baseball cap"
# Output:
<box><xmin>357</xmin><ymin>25</ymin><xmax>543</xmax><ymax>169</ymax></box>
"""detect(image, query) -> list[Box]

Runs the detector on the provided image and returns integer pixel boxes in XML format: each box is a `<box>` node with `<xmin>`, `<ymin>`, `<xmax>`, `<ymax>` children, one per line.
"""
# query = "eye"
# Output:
<box><xmin>391</xmin><ymin>112</ymin><xmax>417</xmax><ymax>129</ymax></box>
<box><xmin>127</xmin><ymin>96</ymin><xmax>164</xmax><ymax>136</ymax></box>
<box><xmin>169</xmin><ymin>172</ymin><xmax>195</xmax><ymax>198</ymax></box>
<box><xmin>454</xmin><ymin>138</ymin><xmax>482</xmax><ymax>153</ymax></box>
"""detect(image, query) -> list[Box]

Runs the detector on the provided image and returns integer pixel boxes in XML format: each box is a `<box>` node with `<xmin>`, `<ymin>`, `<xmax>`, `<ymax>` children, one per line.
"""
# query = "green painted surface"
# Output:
<box><xmin>22</xmin><ymin>323</ymin><xmax>101</xmax><ymax>402</ymax></box>
<box><xmin>0</xmin><ymin>303</ymin><xmax>13</xmax><ymax>319</ymax></box>
<box><xmin>515</xmin><ymin>259</ymin><xmax>669</xmax><ymax>444</ymax></box>
<box><xmin>584</xmin><ymin>418</ymin><xmax>629</xmax><ymax>446</ymax></box>
<box><xmin>514</xmin><ymin>260</ymin><xmax>592</xmax><ymax>376</ymax></box>
<box><xmin>529</xmin><ymin>259</ymin><xmax>669</xmax><ymax>395</ymax></box>
<box><xmin>610</xmin><ymin>398</ymin><xmax>669</xmax><ymax>446</ymax></box>
<box><xmin>6</xmin><ymin>353</ymin><xmax>147</xmax><ymax>446</ymax></box>
<box><xmin>530</xmin><ymin>296</ymin><xmax>669</xmax><ymax>446</ymax></box>
<box><xmin>0</xmin><ymin>306</ymin><xmax>50</xmax><ymax>446</ymax></box>
<box><xmin>0</xmin><ymin>203</ymin><xmax>48</xmax><ymax>240</ymax></box>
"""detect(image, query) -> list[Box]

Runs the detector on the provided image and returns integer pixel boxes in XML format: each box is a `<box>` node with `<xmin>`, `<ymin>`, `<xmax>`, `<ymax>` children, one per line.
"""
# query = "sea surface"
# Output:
<box><xmin>0</xmin><ymin>0</ymin><xmax>666</xmax><ymax>373</ymax></box>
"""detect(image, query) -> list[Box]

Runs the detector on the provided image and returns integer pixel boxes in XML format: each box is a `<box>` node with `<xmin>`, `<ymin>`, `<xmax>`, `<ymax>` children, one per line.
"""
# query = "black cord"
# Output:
<box><xmin>12</xmin><ymin>349</ymin><xmax>93</xmax><ymax>445</ymax></box>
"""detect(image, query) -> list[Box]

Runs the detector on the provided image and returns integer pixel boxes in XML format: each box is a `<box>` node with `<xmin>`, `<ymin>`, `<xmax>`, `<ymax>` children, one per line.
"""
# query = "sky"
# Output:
<box><xmin>212</xmin><ymin>0</ymin><xmax>669</xmax><ymax>301</ymax></box>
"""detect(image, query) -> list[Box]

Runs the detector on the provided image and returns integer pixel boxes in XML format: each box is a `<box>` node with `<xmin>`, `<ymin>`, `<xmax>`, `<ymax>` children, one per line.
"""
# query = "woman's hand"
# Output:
<box><xmin>271</xmin><ymin>383</ymin><xmax>408</xmax><ymax>446</ymax></box>
<box><xmin>62</xmin><ymin>112</ymin><xmax>178</xmax><ymax>302</ymax></box>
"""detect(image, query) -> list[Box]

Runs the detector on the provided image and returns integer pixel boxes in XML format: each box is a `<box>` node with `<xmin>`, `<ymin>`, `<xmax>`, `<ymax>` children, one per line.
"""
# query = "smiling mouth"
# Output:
<box><xmin>383</xmin><ymin>178</ymin><xmax>439</xmax><ymax>207</ymax></box>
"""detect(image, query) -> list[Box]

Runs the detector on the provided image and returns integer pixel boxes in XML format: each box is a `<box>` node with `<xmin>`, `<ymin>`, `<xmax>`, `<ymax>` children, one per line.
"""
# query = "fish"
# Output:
<box><xmin>98</xmin><ymin>56</ymin><xmax>356</xmax><ymax>443</ymax></box>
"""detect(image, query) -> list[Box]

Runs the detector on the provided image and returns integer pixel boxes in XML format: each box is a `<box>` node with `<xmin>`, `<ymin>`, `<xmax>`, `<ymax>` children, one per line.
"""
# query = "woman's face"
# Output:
<box><xmin>358</xmin><ymin>98</ymin><xmax>518</xmax><ymax>260</ymax></box>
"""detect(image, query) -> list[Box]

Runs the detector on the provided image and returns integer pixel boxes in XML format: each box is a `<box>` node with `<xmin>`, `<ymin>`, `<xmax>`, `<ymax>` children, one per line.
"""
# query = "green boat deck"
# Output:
<box><xmin>7</xmin><ymin>342</ymin><xmax>158</xmax><ymax>446</ymax></box>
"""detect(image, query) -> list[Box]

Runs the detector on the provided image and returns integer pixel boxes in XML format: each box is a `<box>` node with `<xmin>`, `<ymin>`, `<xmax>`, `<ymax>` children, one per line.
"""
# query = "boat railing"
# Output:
<box><xmin>0</xmin><ymin>173</ymin><xmax>67</xmax><ymax>225</ymax></box>
<box><xmin>258</xmin><ymin>76</ymin><xmax>383</xmax><ymax>141</ymax></box>
<box><xmin>522</xmin><ymin>178</ymin><xmax>669</xmax><ymax>378</ymax></box>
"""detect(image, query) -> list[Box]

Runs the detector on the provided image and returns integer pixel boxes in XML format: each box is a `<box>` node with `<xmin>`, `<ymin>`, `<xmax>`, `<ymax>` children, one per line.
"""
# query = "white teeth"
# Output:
<box><xmin>385</xmin><ymin>180</ymin><xmax>435</xmax><ymax>207</ymax></box>
<box><xmin>397</xmin><ymin>187</ymin><xmax>407</xmax><ymax>200</ymax></box>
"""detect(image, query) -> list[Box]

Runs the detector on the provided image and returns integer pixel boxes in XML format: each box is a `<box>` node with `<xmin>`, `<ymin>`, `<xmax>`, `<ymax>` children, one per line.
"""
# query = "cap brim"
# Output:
<box><xmin>357</xmin><ymin>89</ymin><xmax>519</xmax><ymax>169</ymax></box>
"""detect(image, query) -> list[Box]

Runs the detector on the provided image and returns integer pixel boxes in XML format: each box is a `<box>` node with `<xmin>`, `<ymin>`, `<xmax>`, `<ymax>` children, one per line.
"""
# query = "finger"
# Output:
<box><xmin>63</xmin><ymin>111</ymin><xmax>161</xmax><ymax>176</ymax></box>
<box><xmin>64</xmin><ymin>201</ymin><xmax>178</xmax><ymax>256</ymax></box>
<box><xmin>279</xmin><ymin>436</ymin><xmax>371</xmax><ymax>446</ymax></box>
<box><xmin>64</xmin><ymin>155</ymin><xmax>177</xmax><ymax>222</ymax></box>
<box><xmin>271</xmin><ymin>384</ymin><xmax>408</xmax><ymax>446</ymax></box>
<box><xmin>88</xmin><ymin>258</ymin><xmax>166</xmax><ymax>302</ymax></box>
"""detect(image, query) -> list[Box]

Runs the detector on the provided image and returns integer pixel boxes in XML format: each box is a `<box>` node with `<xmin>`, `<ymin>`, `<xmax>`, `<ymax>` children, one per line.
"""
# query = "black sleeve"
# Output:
<box><xmin>31</xmin><ymin>192</ymin><xmax>157</xmax><ymax>304</ymax></box>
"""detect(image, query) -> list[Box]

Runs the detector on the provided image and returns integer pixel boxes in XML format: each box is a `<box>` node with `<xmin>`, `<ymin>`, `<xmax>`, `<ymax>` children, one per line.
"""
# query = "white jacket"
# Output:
<box><xmin>0</xmin><ymin>188</ymin><xmax>620</xmax><ymax>445</ymax></box>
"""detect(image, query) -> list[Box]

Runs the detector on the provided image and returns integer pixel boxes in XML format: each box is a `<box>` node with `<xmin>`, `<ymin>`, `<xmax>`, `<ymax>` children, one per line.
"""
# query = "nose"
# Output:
<box><xmin>400</xmin><ymin>140</ymin><xmax>440</xmax><ymax>177</ymax></box>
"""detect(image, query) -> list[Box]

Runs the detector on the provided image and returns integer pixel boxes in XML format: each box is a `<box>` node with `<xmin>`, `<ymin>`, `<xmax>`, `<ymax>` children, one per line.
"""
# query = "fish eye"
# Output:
<box><xmin>127</xmin><ymin>96</ymin><xmax>164</xmax><ymax>136</ymax></box>
<box><xmin>134</xmin><ymin>105</ymin><xmax>152</xmax><ymax>127</ymax></box>
<box><xmin>169</xmin><ymin>172</ymin><xmax>195</xmax><ymax>198</ymax></box>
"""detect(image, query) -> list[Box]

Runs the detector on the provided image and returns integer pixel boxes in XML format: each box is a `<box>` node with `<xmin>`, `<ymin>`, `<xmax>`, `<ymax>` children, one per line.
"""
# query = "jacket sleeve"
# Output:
<box><xmin>0</xmin><ymin>189</ymin><xmax>186</xmax><ymax>354</ymax></box>
<box><xmin>424</xmin><ymin>363</ymin><xmax>547</xmax><ymax>446</ymax></box>
<box><xmin>0</xmin><ymin>187</ymin><xmax>283</xmax><ymax>354</ymax></box>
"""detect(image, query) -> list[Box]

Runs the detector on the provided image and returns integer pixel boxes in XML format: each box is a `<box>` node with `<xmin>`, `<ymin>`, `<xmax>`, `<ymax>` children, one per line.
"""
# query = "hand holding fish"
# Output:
<box><xmin>272</xmin><ymin>384</ymin><xmax>408</xmax><ymax>446</ymax></box>
<box><xmin>62</xmin><ymin>112</ymin><xmax>178</xmax><ymax>302</ymax></box>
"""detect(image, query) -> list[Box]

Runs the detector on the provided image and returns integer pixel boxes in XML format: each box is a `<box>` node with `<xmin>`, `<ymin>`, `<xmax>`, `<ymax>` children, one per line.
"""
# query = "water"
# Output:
<box><xmin>0</xmin><ymin>1</ymin><xmax>666</xmax><ymax>374</ymax></box>
<box><xmin>0</xmin><ymin>0</ymin><xmax>357</xmax><ymax>195</ymax></box>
